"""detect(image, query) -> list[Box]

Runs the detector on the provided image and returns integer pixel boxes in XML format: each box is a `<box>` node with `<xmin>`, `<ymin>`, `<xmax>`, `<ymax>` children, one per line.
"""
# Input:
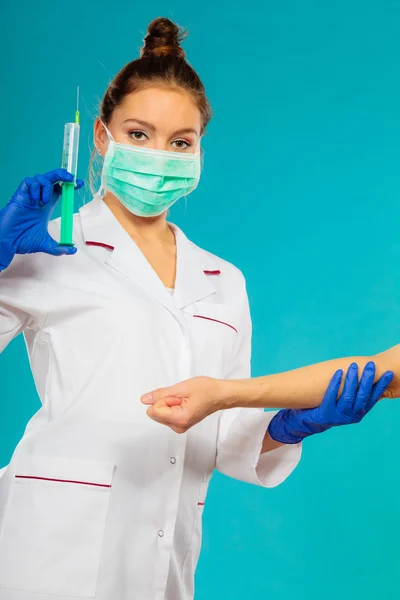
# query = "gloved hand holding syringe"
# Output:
<box><xmin>59</xmin><ymin>86</ymin><xmax>81</xmax><ymax>247</ymax></box>
<box><xmin>0</xmin><ymin>87</ymin><xmax>84</xmax><ymax>272</ymax></box>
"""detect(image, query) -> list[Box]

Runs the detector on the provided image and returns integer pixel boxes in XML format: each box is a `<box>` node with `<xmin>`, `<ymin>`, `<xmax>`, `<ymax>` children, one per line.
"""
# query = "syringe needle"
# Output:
<box><xmin>75</xmin><ymin>86</ymin><xmax>80</xmax><ymax>125</ymax></box>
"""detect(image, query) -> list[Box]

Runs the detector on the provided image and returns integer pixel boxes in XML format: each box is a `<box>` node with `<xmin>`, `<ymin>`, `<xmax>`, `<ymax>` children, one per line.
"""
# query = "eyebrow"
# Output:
<box><xmin>123</xmin><ymin>118</ymin><xmax>199</xmax><ymax>137</ymax></box>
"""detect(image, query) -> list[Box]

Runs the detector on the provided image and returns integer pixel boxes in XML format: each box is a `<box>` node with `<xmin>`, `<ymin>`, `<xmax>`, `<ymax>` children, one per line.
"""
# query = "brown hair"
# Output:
<box><xmin>90</xmin><ymin>17</ymin><xmax>212</xmax><ymax>193</ymax></box>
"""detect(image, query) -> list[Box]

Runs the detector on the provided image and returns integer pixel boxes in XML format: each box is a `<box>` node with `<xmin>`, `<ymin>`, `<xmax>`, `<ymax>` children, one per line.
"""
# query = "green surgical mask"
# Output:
<box><xmin>101</xmin><ymin>127</ymin><xmax>201</xmax><ymax>217</ymax></box>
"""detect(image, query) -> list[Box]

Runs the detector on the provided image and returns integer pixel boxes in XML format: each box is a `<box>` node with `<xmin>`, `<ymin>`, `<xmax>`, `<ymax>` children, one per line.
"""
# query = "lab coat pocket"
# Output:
<box><xmin>0</xmin><ymin>454</ymin><xmax>114</xmax><ymax>597</ymax></box>
<box><xmin>185</xmin><ymin>302</ymin><xmax>240</xmax><ymax>375</ymax></box>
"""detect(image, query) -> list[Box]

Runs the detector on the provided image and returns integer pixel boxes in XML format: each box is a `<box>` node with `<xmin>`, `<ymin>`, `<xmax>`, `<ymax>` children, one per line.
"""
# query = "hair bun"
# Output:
<box><xmin>141</xmin><ymin>17</ymin><xmax>187</xmax><ymax>59</ymax></box>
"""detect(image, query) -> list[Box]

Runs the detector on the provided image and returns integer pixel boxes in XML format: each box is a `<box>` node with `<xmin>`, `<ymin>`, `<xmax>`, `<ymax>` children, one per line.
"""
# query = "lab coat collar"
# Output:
<box><xmin>170</xmin><ymin>223</ymin><xmax>216</xmax><ymax>309</ymax></box>
<box><xmin>79</xmin><ymin>196</ymin><xmax>216</xmax><ymax>315</ymax></box>
<box><xmin>79</xmin><ymin>194</ymin><xmax>122</xmax><ymax>250</ymax></box>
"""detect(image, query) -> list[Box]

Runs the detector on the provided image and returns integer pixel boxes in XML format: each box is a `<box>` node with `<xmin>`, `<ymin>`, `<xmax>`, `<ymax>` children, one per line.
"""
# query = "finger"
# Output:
<box><xmin>147</xmin><ymin>401</ymin><xmax>191</xmax><ymax>432</ymax></box>
<box><xmin>141</xmin><ymin>394</ymin><xmax>183</xmax><ymax>407</ymax></box>
<box><xmin>17</xmin><ymin>177</ymin><xmax>34</xmax><ymax>195</ymax></box>
<box><xmin>170</xmin><ymin>425</ymin><xmax>188</xmax><ymax>434</ymax></box>
<box><xmin>30</xmin><ymin>179</ymin><xmax>41</xmax><ymax>206</ymax></box>
<box><xmin>75</xmin><ymin>179</ymin><xmax>85</xmax><ymax>190</ymax></box>
<box><xmin>365</xmin><ymin>371</ymin><xmax>394</xmax><ymax>413</ymax></box>
<box><xmin>354</xmin><ymin>361</ymin><xmax>376</xmax><ymax>416</ymax></box>
<box><xmin>35</xmin><ymin>174</ymin><xmax>54</xmax><ymax>206</ymax></box>
<box><xmin>141</xmin><ymin>385</ymin><xmax>184</xmax><ymax>405</ymax></box>
<box><xmin>146</xmin><ymin>404</ymin><xmax>180</xmax><ymax>426</ymax></box>
<box><xmin>165</xmin><ymin>397</ymin><xmax>184</xmax><ymax>407</ymax></box>
<box><xmin>320</xmin><ymin>369</ymin><xmax>343</xmax><ymax>410</ymax></box>
<box><xmin>146</xmin><ymin>405</ymin><xmax>163</xmax><ymax>422</ymax></box>
<box><xmin>337</xmin><ymin>363</ymin><xmax>359</xmax><ymax>415</ymax></box>
<box><xmin>22</xmin><ymin>177</ymin><xmax>34</xmax><ymax>187</ymax></box>
<box><xmin>44</xmin><ymin>236</ymin><xmax>77</xmax><ymax>257</ymax></box>
<box><xmin>12</xmin><ymin>177</ymin><xmax>34</xmax><ymax>205</ymax></box>
<box><xmin>43</xmin><ymin>168</ymin><xmax>74</xmax><ymax>185</ymax></box>
<box><xmin>141</xmin><ymin>391</ymin><xmax>156</xmax><ymax>405</ymax></box>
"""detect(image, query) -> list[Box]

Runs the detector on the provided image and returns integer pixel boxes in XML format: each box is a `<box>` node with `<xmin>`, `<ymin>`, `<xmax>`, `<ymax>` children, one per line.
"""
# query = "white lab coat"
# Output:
<box><xmin>0</xmin><ymin>195</ymin><xmax>301</xmax><ymax>600</ymax></box>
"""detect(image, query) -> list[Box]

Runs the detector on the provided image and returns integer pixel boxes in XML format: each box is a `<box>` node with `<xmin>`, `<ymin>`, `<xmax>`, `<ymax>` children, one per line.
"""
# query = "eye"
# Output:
<box><xmin>171</xmin><ymin>139</ymin><xmax>191</xmax><ymax>151</ymax></box>
<box><xmin>128</xmin><ymin>130</ymin><xmax>149</xmax><ymax>142</ymax></box>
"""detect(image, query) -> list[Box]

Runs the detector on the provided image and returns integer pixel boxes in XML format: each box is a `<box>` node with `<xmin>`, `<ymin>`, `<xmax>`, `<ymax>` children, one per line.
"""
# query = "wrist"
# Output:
<box><xmin>268</xmin><ymin>409</ymin><xmax>305</xmax><ymax>445</ymax></box>
<box><xmin>0</xmin><ymin>241</ymin><xmax>15</xmax><ymax>271</ymax></box>
<box><xmin>214</xmin><ymin>377</ymin><xmax>272</xmax><ymax>409</ymax></box>
<box><xmin>213</xmin><ymin>379</ymin><xmax>235</xmax><ymax>410</ymax></box>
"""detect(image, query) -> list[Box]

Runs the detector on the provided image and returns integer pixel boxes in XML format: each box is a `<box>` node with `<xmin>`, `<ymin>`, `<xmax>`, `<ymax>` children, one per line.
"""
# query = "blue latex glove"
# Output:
<box><xmin>0</xmin><ymin>169</ymin><xmax>84</xmax><ymax>271</ymax></box>
<box><xmin>268</xmin><ymin>362</ymin><xmax>394</xmax><ymax>444</ymax></box>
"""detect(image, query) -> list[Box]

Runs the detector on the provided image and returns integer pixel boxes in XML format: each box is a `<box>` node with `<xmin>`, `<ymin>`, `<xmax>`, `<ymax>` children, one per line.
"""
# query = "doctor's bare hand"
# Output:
<box><xmin>141</xmin><ymin>377</ymin><xmax>223</xmax><ymax>433</ymax></box>
<box><xmin>0</xmin><ymin>169</ymin><xmax>84</xmax><ymax>271</ymax></box>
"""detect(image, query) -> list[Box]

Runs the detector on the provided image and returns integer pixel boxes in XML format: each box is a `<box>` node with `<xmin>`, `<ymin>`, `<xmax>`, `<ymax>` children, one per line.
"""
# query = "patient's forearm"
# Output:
<box><xmin>222</xmin><ymin>344</ymin><xmax>400</xmax><ymax>409</ymax></box>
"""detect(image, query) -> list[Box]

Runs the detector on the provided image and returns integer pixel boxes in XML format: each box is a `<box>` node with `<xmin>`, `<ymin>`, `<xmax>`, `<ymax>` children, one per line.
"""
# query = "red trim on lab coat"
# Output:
<box><xmin>85</xmin><ymin>241</ymin><xmax>115</xmax><ymax>251</ymax></box>
<box><xmin>193</xmin><ymin>315</ymin><xmax>237</xmax><ymax>333</ymax></box>
<box><xmin>15</xmin><ymin>475</ymin><xmax>111</xmax><ymax>488</ymax></box>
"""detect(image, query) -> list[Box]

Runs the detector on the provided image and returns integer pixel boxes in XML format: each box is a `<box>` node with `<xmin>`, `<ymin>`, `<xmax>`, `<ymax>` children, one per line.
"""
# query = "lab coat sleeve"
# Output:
<box><xmin>0</xmin><ymin>256</ymin><xmax>40</xmax><ymax>353</ymax></box>
<box><xmin>215</xmin><ymin>274</ymin><xmax>302</xmax><ymax>488</ymax></box>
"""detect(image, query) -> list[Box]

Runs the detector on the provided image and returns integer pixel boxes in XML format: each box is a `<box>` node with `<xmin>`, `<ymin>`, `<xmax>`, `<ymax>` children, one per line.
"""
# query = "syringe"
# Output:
<box><xmin>59</xmin><ymin>87</ymin><xmax>80</xmax><ymax>247</ymax></box>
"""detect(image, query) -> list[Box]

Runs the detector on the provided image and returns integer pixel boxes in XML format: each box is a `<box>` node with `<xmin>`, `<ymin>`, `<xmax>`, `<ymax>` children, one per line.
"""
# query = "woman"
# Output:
<box><xmin>0</xmin><ymin>17</ymin><xmax>394</xmax><ymax>600</ymax></box>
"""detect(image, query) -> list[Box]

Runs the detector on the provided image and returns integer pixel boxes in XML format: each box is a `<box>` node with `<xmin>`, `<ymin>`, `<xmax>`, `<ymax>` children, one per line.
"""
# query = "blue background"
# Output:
<box><xmin>2</xmin><ymin>1</ymin><xmax>400</xmax><ymax>598</ymax></box>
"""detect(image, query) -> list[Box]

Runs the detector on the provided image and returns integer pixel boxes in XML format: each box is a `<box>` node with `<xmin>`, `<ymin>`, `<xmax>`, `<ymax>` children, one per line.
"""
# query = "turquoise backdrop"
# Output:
<box><xmin>1</xmin><ymin>1</ymin><xmax>400</xmax><ymax>598</ymax></box>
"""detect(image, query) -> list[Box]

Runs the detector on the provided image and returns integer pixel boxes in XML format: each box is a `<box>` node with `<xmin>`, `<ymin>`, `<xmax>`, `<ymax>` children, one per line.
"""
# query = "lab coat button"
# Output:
<box><xmin>158</xmin><ymin>530</ymin><xmax>165</xmax><ymax>538</ymax></box>
<box><xmin>170</xmin><ymin>457</ymin><xmax>176</xmax><ymax>464</ymax></box>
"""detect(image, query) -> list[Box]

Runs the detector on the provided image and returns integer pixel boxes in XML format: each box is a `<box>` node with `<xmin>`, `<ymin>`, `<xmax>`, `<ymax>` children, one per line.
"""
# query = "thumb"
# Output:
<box><xmin>141</xmin><ymin>384</ymin><xmax>185</xmax><ymax>406</ymax></box>
<box><xmin>75</xmin><ymin>178</ymin><xmax>85</xmax><ymax>190</ymax></box>
<box><xmin>44</xmin><ymin>236</ymin><xmax>77</xmax><ymax>257</ymax></box>
<box><xmin>320</xmin><ymin>369</ymin><xmax>343</xmax><ymax>411</ymax></box>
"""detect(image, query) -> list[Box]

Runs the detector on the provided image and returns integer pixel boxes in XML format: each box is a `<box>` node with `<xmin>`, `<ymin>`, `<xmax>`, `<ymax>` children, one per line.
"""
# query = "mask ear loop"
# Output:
<box><xmin>100</xmin><ymin>121</ymin><xmax>115</xmax><ymax>143</ymax></box>
<box><xmin>199</xmin><ymin>146</ymin><xmax>204</xmax><ymax>174</ymax></box>
<box><xmin>98</xmin><ymin>122</ymin><xmax>115</xmax><ymax>197</ymax></box>
<box><xmin>180</xmin><ymin>144</ymin><xmax>202</xmax><ymax>216</ymax></box>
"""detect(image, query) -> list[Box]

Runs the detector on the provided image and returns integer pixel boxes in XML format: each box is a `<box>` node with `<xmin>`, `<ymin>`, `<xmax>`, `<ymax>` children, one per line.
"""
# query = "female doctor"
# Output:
<box><xmin>0</xmin><ymin>17</ymin><xmax>395</xmax><ymax>600</ymax></box>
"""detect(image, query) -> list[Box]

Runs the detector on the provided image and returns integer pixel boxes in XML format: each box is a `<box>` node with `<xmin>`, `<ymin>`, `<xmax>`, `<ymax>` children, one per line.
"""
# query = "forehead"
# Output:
<box><xmin>113</xmin><ymin>86</ymin><xmax>201</xmax><ymax>133</ymax></box>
